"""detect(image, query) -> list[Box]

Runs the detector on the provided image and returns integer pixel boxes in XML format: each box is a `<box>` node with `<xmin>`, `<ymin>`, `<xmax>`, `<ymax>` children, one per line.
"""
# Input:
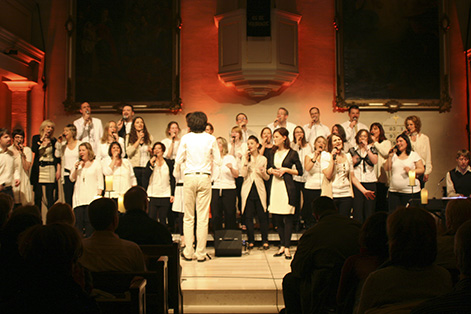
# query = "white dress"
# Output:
<box><xmin>10</xmin><ymin>146</ymin><xmax>33</xmax><ymax>205</ymax></box>
<box><xmin>268</xmin><ymin>150</ymin><xmax>295</xmax><ymax>215</ymax></box>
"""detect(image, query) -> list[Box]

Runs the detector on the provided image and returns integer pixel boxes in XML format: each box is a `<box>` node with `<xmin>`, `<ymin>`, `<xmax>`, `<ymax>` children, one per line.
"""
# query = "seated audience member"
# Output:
<box><xmin>116</xmin><ymin>186</ymin><xmax>172</xmax><ymax>245</ymax></box>
<box><xmin>9</xmin><ymin>204</ymin><xmax>41</xmax><ymax>221</ymax></box>
<box><xmin>446</xmin><ymin>149</ymin><xmax>471</xmax><ymax>197</ymax></box>
<box><xmin>412</xmin><ymin>220</ymin><xmax>471</xmax><ymax>313</ymax></box>
<box><xmin>1</xmin><ymin>223</ymin><xmax>100</xmax><ymax>314</ymax></box>
<box><xmin>46</xmin><ymin>202</ymin><xmax>76</xmax><ymax>226</ymax></box>
<box><xmin>282</xmin><ymin>196</ymin><xmax>361</xmax><ymax>313</ymax></box>
<box><xmin>435</xmin><ymin>199</ymin><xmax>471</xmax><ymax>283</ymax></box>
<box><xmin>357</xmin><ymin>207</ymin><xmax>452</xmax><ymax>313</ymax></box>
<box><xmin>0</xmin><ymin>213</ymin><xmax>42</xmax><ymax>304</ymax></box>
<box><xmin>79</xmin><ymin>198</ymin><xmax>146</xmax><ymax>272</ymax></box>
<box><xmin>337</xmin><ymin>212</ymin><xmax>389</xmax><ymax>314</ymax></box>
<box><xmin>0</xmin><ymin>193</ymin><xmax>14</xmax><ymax>230</ymax></box>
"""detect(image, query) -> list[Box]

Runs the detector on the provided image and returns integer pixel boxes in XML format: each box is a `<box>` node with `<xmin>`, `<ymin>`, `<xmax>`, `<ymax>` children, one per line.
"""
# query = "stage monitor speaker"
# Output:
<box><xmin>214</xmin><ymin>229</ymin><xmax>242</xmax><ymax>257</ymax></box>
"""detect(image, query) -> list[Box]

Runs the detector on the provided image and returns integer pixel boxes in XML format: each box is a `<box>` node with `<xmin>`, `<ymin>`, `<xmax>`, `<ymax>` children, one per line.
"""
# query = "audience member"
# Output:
<box><xmin>446</xmin><ymin>149</ymin><xmax>471</xmax><ymax>197</ymax></box>
<box><xmin>357</xmin><ymin>207</ymin><xmax>452</xmax><ymax>313</ymax></box>
<box><xmin>10</xmin><ymin>204</ymin><xmax>42</xmax><ymax>220</ymax></box>
<box><xmin>282</xmin><ymin>196</ymin><xmax>361</xmax><ymax>313</ymax></box>
<box><xmin>46</xmin><ymin>202</ymin><xmax>76</xmax><ymax>225</ymax></box>
<box><xmin>0</xmin><ymin>212</ymin><xmax>42</xmax><ymax>304</ymax></box>
<box><xmin>0</xmin><ymin>193</ymin><xmax>14</xmax><ymax>229</ymax></box>
<box><xmin>116</xmin><ymin>186</ymin><xmax>172</xmax><ymax>245</ymax></box>
<box><xmin>3</xmin><ymin>223</ymin><xmax>100</xmax><ymax>314</ymax></box>
<box><xmin>79</xmin><ymin>198</ymin><xmax>146</xmax><ymax>272</ymax></box>
<box><xmin>435</xmin><ymin>199</ymin><xmax>471</xmax><ymax>283</ymax></box>
<box><xmin>337</xmin><ymin>212</ymin><xmax>389</xmax><ymax>314</ymax></box>
<box><xmin>411</xmin><ymin>219</ymin><xmax>471</xmax><ymax>313</ymax></box>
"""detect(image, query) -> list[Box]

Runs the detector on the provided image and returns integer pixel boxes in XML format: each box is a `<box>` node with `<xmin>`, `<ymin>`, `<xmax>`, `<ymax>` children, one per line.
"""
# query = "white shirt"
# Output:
<box><xmin>267</xmin><ymin>121</ymin><xmax>297</xmax><ymax>138</ymax></box>
<box><xmin>175</xmin><ymin>132</ymin><xmax>221</xmax><ymax>174</ymax></box>
<box><xmin>138</xmin><ymin>144</ymin><xmax>150</xmax><ymax>167</ymax></box>
<box><xmin>229</xmin><ymin>128</ymin><xmax>257</xmax><ymax>143</ymax></box>
<box><xmin>161</xmin><ymin>138</ymin><xmax>180</xmax><ymax>160</ymax></box>
<box><xmin>305</xmin><ymin>151</ymin><xmax>327</xmax><ymax>190</ymax></box>
<box><xmin>389</xmin><ymin>151</ymin><xmax>421</xmax><ymax>194</ymax></box>
<box><xmin>74</xmin><ymin>117</ymin><xmax>103</xmax><ymax>154</ymax></box>
<box><xmin>212</xmin><ymin>155</ymin><xmax>238</xmax><ymax>189</ymax></box>
<box><xmin>0</xmin><ymin>147</ymin><xmax>19</xmax><ymax>187</ymax></box>
<box><xmin>71</xmin><ymin>159</ymin><xmax>104</xmax><ymax>208</ymax></box>
<box><xmin>340</xmin><ymin>120</ymin><xmax>368</xmax><ymax>148</ymax></box>
<box><xmin>409</xmin><ymin>133</ymin><xmax>432</xmax><ymax>175</ymax></box>
<box><xmin>102</xmin><ymin>157</ymin><xmax>137</xmax><ymax>198</ymax></box>
<box><xmin>290</xmin><ymin>143</ymin><xmax>312</xmax><ymax>182</ymax></box>
<box><xmin>303</xmin><ymin>123</ymin><xmax>330</xmax><ymax>148</ymax></box>
<box><xmin>147</xmin><ymin>160</ymin><xmax>172</xmax><ymax>198</ymax></box>
<box><xmin>97</xmin><ymin>138</ymin><xmax>125</xmax><ymax>161</ymax></box>
<box><xmin>321</xmin><ymin>152</ymin><xmax>353</xmax><ymax>198</ymax></box>
<box><xmin>228</xmin><ymin>142</ymin><xmax>248</xmax><ymax>172</ymax></box>
<box><xmin>352</xmin><ymin>145</ymin><xmax>377</xmax><ymax>183</ymax></box>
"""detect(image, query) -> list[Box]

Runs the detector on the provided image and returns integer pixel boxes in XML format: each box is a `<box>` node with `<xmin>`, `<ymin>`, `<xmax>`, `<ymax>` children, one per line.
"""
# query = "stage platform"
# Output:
<box><xmin>175</xmin><ymin>233</ymin><xmax>302</xmax><ymax>314</ymax></box>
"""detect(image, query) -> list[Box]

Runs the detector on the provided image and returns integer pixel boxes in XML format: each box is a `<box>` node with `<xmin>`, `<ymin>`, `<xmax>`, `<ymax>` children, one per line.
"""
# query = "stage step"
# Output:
<box><xmin>180</xmin><ymin>246</ymin><xmax>293</xmax><ymax>314</ymax></box>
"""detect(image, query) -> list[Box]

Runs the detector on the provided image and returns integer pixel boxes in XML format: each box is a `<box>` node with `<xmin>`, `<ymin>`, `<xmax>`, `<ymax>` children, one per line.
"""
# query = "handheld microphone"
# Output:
<box><xmin>86</xmin><ymin>110</ymin><xmax>90</xmax><ymax>114</ymax></box>
<box><xmin>389</xmin><ymin>145</ymin><xmax>399</xmax><ymax>154</ymax></box>
<box><xmin>248</xmin><ymin>151</ymin><xmax>251</xmax><ymax>162</ymax></box>
<box><xmin>232</xmin><ymin>136</ymin><xmax>236</xmax><ymax>142</ymax></box>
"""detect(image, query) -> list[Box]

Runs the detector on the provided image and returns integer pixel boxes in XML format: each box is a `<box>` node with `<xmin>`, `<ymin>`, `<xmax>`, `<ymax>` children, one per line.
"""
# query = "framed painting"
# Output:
<box><xmin>334</xmin><ymin>0</ymin><xmax>451</xmax><ymax>112</ymax></box>
<box><xmin>63</xmin><ymin>0</ymin><xmax>181</xmax><ymax>113</ymax></box>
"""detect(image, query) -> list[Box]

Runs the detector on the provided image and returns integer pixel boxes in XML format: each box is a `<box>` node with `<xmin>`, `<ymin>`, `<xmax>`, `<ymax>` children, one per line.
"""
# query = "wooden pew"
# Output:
<box><xmin>92</xmin><ymin>259</ymin><xmax>168</xmax><ymax>314</ymax></box>
<box><xmin>93</xmin><ymin>276</ymin><xmax>147</xmax><ymax>314</ymax></box>
<box><xmin>140</xmin><ymin>242</ymin><xmax>183</xmax><ymax>314</ymax></box>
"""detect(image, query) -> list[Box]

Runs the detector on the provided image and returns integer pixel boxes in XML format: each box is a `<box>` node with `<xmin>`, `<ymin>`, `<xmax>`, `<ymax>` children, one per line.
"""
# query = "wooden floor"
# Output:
<box><xmin>177</xmin><ymin>234</ymin><xmax>302</xmax><ymax>314</ymax></box>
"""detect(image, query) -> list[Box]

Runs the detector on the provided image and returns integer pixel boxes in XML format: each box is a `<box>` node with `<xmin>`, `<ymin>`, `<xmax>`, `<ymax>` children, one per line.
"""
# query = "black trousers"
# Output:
<box><xmin>301</xmin><ymin>188</ymin><xmax>321</xmax><ymax>229</ymax></box>
<box><xmin>273</xmin><ymin>214</ymin><xmax>294</xmax><ymax>247</ymax></box>
<box><xmin>333</xmin><ymin>197</ymin><xmax>353</xmax><ymax>218</ymax></box>
<box><xmin>244</xmin><ymin>184</ymin><xmax>268</xmax><ymax>244</ymax></box>
<box><xmin>63</xmin><ymin>175</ymin><xmax>75</xmax><ymax>207</ymax></box>
<box><xmin>34</xmin><ymin>182</ymin><xmax>56</xmax><ymax>210</ymax></box>
<box><xmin>388</xmin><ymin>191</ymin><xmax>420</xmax><ymax>213</ymax></box>
<box><xmin>352</xmin><ymin>182</ymin><xmax>376</xmax><ymax>223</ymax></box>
<box><xmin>133</xmin><ymin>166</ymin><xmax>149</xmax><ymax>190</ymax></box>
<box><xmin>149</xmin><ymin>197</ymin><xmax>171</xmax><ymax>226</ymax></box>
<box><xmin>375</xmin><ymin>182</ymin><xmax>389</xmax><ymax>212</ymax></box>
<box><xmin>74</xmin><ymin>205</ymin><xmax>93</xmax><ymax>237</ymax></box>
<box><xmin>211</xmin><ymin>188</ymin><xmax>237</xmax><ymax>231</ymax></box>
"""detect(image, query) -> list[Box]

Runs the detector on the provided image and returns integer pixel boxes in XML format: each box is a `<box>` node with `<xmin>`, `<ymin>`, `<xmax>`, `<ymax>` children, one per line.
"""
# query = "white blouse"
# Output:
<box><xmin>147</xmin><ymin>160</ymin><xmax>171</xmax><ymax>198</ymax></box>
<box><xmin>305</xmin><ymin>151</ymin><xmax>328</xmax><ymax>190</ymax></box>
<box><xmin>321</xmin><ymin>153</ymin><xmax>354</xmax><ymax>198</ymax></box>
<box><xmin>352</xmin><ymin>145</ymin><xmax>377</xmax><ymax>183</ymax></box>
<box><xmin>389</xmin><ymin>151</ymin><xmax>422</xmax><ymax>194</ymax></box>
<box><xmin>291</xmin><ymin>143</ymin><xmax>312</xmax><ymax>183</ymax></box>
<box><xmin>212</xmin><ymin>155</ymin><xmax>238</xmax><ymax>189</ymax></box>
<box><xmin>161</xmin><ymin>138</ymin><xmax>180</xmax><ymax>160</ymax></box>
<box><xmin>71</xmin><ymin>160</ymin><xmax>104</xmax><ymax>208</ymax></box>
<box><xmin>102</xmin><ymin>157</ymin><xmax>137</xmax><ymax>198</ymax></box>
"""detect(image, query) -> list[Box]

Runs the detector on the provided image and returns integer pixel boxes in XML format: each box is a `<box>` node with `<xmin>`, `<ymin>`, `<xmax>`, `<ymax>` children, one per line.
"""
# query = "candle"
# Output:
<box><xmin>408</xmin><ymin>170</ymin><xmax>416</xmax><ymax>186</ymax></box>
<box><xmin>421</xmin><ymin>188</ymin><xmax>428</xmax><ymax>204</ymax></box>
<box><xmin>118</xmin><ymin>194</ymin><xmax>125</xmax><ymax>213</ymax></box>
<box><xmin>105</xmin><ymin>176</ymin><xmax>113</xmax><ymax>191</ymax></box>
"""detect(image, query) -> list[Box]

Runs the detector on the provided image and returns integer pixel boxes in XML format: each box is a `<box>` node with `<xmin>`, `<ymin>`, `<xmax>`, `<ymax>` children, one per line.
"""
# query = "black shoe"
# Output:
<box><xmin>197</xmin><ymin>257</ymin><xmax>207</xmax><ymax>263</ymax></box>
<box><xmin>181</xmin><ymin>253</ymin><xmax>193</xmax><ymax>261</ymax></box>
<box><xmin>274</xmin><ymin>251</ymin><xmax>284</xmax><ymax>257</ymax></box>
<box><xmin>285</xmin><ymin>254</ymin><xmax>292</xmax><ymax>260</ymax></box>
